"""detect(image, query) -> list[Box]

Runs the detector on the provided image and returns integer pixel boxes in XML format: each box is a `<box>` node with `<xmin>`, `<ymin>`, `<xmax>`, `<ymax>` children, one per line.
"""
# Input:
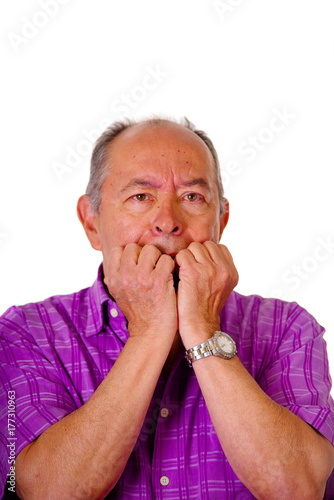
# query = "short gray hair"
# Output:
<box><xmin>86</xmin><ymin>117</ymin><xmax>225</xmax><ymax>215</ymax></box>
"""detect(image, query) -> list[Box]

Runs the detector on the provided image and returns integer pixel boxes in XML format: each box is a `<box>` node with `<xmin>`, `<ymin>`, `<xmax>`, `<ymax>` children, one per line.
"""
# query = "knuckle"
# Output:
<box><xmin>178</xmin><ymin>248</ymin><xmax>187</xmax><ymax>256</ymax></box>
<box><xmin>219</xmin><ymin>243</ymin><xmax>227</xmax><ymax>251</ymax></box>
<box><xmin>220</xmin><ymin>267</ymin><xmax>231</xmax><ymax>283</ymax></box>
<box><xmin>159</xmin><ymin>254</ymin><xmax>173</xmax><ymax>266</ymax></box>
<box><xmin>144</xmin><ymin>244</ymin><xmax>161</xmax><ymax>256</ymax></box>
<box><xmin>124</xmin><ymin>243</ymin><xmax>141</xmax><ymax>257</ymax></box>
<box><xmin>125</xmin><ymin>242</ymin><xmax>138</xmax><ymax>250</ymax></box>
<box><xmin>104</xmin><ymin>272</ymin><xmax>116</xmax><ymax>287</ymax></box>
<box><xmin>188</xmin><ymin>241</ymin><xmax>201</xmax><ymax>250</ymax></box>
<box><xmin>143</xmin><ymin>243</ymin><xmax>156</xmax><ymax>250</ymax></box>
<box><xmin>179</xmin><ymin>248</ymin><xmax>192</xmax><ymax>259</ymax></box>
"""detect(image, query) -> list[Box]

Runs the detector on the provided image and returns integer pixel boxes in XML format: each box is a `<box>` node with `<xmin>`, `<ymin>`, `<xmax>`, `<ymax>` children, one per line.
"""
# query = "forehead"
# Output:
<box><xmin>106</xmin><ymin>122</ymin><xmax>216</xmax><ymax>180</ymax></box>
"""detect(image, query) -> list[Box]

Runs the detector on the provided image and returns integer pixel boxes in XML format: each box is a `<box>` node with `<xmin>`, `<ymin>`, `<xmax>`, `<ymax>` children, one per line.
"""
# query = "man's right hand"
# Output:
<box><xmin>15</xmin><ymin>244</ymin><xmax>179</xmax><ymax>500</ymax></box>
<box><xmin>104</xmin><ymin>243</ymin><xmax>178</xmax><ymax>340</ymax></box>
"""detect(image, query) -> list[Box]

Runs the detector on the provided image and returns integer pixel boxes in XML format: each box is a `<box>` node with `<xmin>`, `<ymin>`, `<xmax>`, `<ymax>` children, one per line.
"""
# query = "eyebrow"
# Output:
<box><xmin>120</xmin><ymin>178</ymin><xmax>160</xmax><ymax>193</ymax></box>
<box><xmin>181</xmin><ymin>178</ymin><xmax>211</xmax><ymax>190</ymax></box>
<box><xmin>120</xmin><ymin>177</ymin><xmax>211</xmax><ymax>193</ymax></box>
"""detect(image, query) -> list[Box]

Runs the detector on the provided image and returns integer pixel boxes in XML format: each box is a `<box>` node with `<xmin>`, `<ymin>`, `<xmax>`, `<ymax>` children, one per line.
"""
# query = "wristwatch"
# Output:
<box><xmin>185</xmin><ymin>331</ymin><xmax>237</xmax><ymax>367</ymax></box>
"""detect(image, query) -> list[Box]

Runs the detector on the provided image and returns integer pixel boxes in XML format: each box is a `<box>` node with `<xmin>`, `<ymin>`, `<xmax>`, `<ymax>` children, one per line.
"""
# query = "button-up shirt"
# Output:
<box><xmin>1</xmin><ymin>266</ymin><xmax>334</xmax><ymax>499</ymax></box>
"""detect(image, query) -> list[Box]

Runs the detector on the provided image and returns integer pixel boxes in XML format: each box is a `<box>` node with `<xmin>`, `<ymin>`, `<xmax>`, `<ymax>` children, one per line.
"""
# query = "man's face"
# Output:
<box><xmin>80</xmin><ymin>122</ymin><xmax>228</xmax><ymax>261</ymax></box>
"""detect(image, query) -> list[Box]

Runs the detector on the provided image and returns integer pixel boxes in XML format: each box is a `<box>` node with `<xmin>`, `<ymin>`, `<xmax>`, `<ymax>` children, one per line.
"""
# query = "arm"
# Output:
<box><xmin>16</xmin><ymin>244</ymin><xmax>177</xmax><ymax>500</ymax></box>
<box><xmin>193</xmin><ymin>353</ymin><xmax>334</xmax><ymax>499</ymax></box>
<box><xmin>176</xmin><ymin>241</ymin><xmax>334</xmax><ymax>499</ymax></box>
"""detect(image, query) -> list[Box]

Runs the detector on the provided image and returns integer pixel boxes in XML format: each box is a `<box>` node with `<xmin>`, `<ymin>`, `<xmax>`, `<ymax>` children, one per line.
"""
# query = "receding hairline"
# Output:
<box><xmin>104</xmin><ymin>118</ymin><xmax>215</xmax><ymax>160</ymax></box>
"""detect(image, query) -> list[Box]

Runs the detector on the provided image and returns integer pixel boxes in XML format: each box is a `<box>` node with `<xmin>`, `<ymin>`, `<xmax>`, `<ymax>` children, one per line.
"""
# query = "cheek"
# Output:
<box><xmin>100</xmin><ymin>216</ymin><xmax>148</xmax><ymax>248</ymax></box>
<box><xmin>189</xmin><ymin>217</ymin><xmax>221</xmax><ymax>243</ymax></box>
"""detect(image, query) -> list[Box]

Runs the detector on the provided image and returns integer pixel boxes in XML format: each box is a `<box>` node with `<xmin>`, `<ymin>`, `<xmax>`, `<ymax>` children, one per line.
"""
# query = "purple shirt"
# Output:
<box><xmin>1</xmin><ymin>265</ymin><xmax>334</xmax><ymax>499</ymax></box>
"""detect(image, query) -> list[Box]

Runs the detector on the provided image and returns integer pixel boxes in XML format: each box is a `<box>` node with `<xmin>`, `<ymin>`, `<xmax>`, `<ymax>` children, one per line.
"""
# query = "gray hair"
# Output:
<box><xmin>86</xmin><ymin>116</ymin><xmax>225</xmax><ymax>215</ymax></box>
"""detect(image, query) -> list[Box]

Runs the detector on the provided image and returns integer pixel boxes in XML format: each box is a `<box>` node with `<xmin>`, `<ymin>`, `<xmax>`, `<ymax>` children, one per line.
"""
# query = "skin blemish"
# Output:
<box><xmin>133</xmin><ymin>155</ymin><xmax>136</xmax><ymax>158</ymax></box>
<box><xmin>185</xmin><ymin>161</ymin><xmax>189</xmax><ymax>164</ymax></box>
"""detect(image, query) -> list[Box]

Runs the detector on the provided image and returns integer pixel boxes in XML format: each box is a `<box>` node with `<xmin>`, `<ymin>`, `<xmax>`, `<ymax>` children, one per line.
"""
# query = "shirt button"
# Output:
<box><xmin>110</xmin><ymin>308</ymin><xmax>118</xmax><ymax>318</ymax></box>
<box><xmin>160</xmin><ymin>408</ymin><xmax>169</xmax><ymax>418</ymax></box>
<box><xmin>160</xmin><ymin>476</ymin><xmax>170</xmax><ymax>486</ymax></box>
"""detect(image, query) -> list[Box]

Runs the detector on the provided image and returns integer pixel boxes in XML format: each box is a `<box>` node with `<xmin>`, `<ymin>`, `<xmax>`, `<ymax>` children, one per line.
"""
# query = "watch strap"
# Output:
<box><xmin>185</xmin><ymin>331</ymin><xmax>237</xmax><ymax>367</ymax></box>
<box><xmin>185</xmin><ymin>338</ymin><xmax>216</xmax><ymax>367</ymax></box>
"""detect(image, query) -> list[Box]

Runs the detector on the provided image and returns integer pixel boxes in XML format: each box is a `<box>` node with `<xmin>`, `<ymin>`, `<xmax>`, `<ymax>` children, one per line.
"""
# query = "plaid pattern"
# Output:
<box><xmin>1</xmin><ymin>265</ymin><xmax>333</xmax><ymax>499</ymax></box>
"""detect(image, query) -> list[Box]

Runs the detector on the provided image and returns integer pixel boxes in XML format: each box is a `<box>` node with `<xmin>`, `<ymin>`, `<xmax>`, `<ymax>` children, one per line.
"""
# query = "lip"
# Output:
<box><xmin>166</xmin><ymin>253</ymin><xmax>177</xmax><ymax>259</ymax></box>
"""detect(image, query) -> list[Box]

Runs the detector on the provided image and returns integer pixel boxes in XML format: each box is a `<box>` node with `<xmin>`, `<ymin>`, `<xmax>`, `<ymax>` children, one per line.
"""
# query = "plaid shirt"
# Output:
<box><xmin>1</xmin><ymin>265</ymin><xmax>333</xmax><ymax>499</ymax></box>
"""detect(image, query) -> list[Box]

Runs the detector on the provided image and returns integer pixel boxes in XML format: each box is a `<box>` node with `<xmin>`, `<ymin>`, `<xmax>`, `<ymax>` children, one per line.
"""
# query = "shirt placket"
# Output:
<box><xmin>151</xmin><ymin>354</ymin><xmax>186</xmax><ymax>499</ymax></box>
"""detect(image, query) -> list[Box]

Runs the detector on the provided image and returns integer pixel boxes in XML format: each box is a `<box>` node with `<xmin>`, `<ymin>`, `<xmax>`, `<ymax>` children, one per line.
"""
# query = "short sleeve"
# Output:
<box><xmin>258</xmin><ymin>303</ymin><xmax>334</xmax><ymax>445</ymax></box>
<box><xmin>0</xmin><ymin>306</ymin><xmax>77</xmax><ymax>498</ymax></box>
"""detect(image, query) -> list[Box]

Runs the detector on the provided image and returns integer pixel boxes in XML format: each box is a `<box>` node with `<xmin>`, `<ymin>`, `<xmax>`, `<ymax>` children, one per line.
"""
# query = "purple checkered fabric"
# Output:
<box><xmin>1</xmin><ymin>265</ymin><xmax>333</xmax><ymax>499</ymax></box>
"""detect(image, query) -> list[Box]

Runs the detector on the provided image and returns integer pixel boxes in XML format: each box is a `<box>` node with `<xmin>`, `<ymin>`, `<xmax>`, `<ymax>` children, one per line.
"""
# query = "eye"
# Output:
<box><xmin>132</xmin><ymin>193</ymin><xmax>149</xmax><ymax>202</ymax></box>
<box><xmin>183</xmin><ymin>193</ymin><xmax>203</xmax><ymax>202</ymax></box>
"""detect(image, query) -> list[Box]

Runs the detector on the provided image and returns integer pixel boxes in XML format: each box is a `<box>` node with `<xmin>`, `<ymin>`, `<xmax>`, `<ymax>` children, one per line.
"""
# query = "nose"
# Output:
<box><xmin>151</xmin><ymin>200</ymin><xmax>183</xmax><ymax>236</ymax></box>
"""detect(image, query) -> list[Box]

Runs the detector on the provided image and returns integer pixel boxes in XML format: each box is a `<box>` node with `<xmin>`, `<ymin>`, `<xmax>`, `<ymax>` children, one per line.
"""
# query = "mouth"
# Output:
<box><xmin>166</xmin><ymin>253</ymin><xmax>177</xmax><ymax>259</ymax></box>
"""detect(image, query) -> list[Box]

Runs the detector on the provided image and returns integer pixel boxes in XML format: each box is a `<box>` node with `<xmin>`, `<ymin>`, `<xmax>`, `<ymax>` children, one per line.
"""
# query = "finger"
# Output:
<box><xmin>106</xmin><ymin>246</ymin><xmax>124</xmax><ymax>273</ymax></box>
<box><xmin>185</xmin><ymin>241</ymin><xmax>212</xmax><ymax>264</ymax></box>
<box><xmin>137</xmin><ymin>244</ymin><xmax>162</xmax><ymax>271</ymax></box>
<box><xmin>218</xmin><ymin>244</ymin><xmax>239</xmax><ymax>286</ymax></box>
<box><xmin>218</xmin><ymin>244</ymin><xmax>236</xmax><ymax>267</ymax></box>
<box><xmin>103</xmin><ymin>246</ymin><xmax>124</xmax><ymax>291</ymax></box>
<box><xmin>203</xmin><ymin>241</ymin><xmax>226</xmax><ymax>264</ymax></box>
<box><xmin>154</xmin><ymin>254</ymin><xmax>175</xmax><ymax>276</ymax></box>
<box><xmin>174</xmin><ymin>248</ymin><xmax>196</xmax><ymax>267</ymax></box>
<box><xmin>122</xmin><ymin>243</ymin><xmax>142</xmax><ymax>265</ymax></box>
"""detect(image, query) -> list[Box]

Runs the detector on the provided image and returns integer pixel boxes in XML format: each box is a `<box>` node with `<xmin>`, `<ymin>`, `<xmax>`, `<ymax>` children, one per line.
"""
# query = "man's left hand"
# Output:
<box><xmin>175</xmin><ymin>241</ymin><xmax>238</xmax><ymax>349</ymax></box>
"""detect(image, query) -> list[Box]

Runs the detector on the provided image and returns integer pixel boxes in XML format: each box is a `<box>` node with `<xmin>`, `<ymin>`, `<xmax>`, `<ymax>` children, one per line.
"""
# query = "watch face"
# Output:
<box><xmin>214</xmin><ymin>332</ymin><xmax>236</xmax><ymax>358</ymax></box>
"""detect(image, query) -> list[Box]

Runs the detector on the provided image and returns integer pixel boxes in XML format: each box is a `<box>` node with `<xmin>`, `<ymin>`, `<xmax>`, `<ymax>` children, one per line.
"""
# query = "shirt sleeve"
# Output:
<box><xmin>258</xmin><ymin>302</ymin><xmax>334</xmax><ymax>445</ymax></box>
<box><xmin>0</xmin><ymin>306</ymin><xmax>77</xmax><ymax>498</ymax></box>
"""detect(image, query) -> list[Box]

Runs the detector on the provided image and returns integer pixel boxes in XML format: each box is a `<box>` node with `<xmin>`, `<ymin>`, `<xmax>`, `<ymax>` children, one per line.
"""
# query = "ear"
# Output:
<box><xmin>219</xmin><ymin>198</ymin><xmax>230</xmax><ymax>239</ymax></box>
<box><xmin>77</xmin><ymin>195</ymin><xmax>102</xmax><ymax>251</ymax></box>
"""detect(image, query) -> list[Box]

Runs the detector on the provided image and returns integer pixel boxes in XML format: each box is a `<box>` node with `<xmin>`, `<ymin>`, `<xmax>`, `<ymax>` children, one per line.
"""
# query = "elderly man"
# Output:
<box><xmin>0</xmin><ymin>117</ymin><xmax>333</xmax><ymax>499</ymax></box>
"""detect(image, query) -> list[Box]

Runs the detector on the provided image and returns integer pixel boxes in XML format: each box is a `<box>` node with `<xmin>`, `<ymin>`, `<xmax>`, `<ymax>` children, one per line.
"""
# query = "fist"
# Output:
<box><xmin>103</xmin><ymin>244</ymin><xmax>178</xmax><ymax>340</ymax></box>
<box><xmin>175</xmin><ymin>241</ymin><xmax>238</xmax><ymax>348</ymax></box>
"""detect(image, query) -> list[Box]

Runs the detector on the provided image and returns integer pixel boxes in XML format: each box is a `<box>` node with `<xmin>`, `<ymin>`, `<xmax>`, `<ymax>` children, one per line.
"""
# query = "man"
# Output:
<box><xmin>0</xmin><ymin>117</ymin><xmax>333</xmax><ymax>499</ymax></box>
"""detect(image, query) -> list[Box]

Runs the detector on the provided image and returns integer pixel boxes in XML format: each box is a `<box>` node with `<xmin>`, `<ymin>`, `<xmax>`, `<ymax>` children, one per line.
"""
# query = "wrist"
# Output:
<box><xmin>179</xmin><ymin>322</ymin><xmax>221</xmax><ymax>351</ymax></box>
<box><xmin>125</xmin><ymin>334</ymin><xmax>174</xmax><ymax>361</ymax></box>
<box><xmin>128</xmin><ymin>322</ymin><xmax>177</xmax><ymax>340</ymax></box>
<box><xmin>185</xmin><ymin>331</ymin><xmax>237</xmax><ymax>367</ymax></box>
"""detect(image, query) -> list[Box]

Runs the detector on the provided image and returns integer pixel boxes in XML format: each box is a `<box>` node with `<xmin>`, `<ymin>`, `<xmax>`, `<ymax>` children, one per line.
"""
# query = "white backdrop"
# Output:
<box><xmin>1</xmin><ymin>1</ymin><xmax>334</xmax><ymax>375</ymax></box>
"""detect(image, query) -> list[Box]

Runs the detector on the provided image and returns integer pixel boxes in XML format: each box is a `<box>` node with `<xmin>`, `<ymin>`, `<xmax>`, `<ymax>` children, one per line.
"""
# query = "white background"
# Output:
<box><xmin>1</xmin><ymin>1</ymin><xmax>333</xmax><ymax>374</ymax></box>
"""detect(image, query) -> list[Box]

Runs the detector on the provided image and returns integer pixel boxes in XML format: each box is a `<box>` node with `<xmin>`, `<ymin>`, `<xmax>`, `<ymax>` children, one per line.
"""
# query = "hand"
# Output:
<box><xmin>175</xmin><ymin>241</ymin><xmax>238</xmax><ymax>348</ymax></box>
<box><xmin>103</xmin><ymin>244</ymin><xmax>178</xmax><ymax>341</ymax></box>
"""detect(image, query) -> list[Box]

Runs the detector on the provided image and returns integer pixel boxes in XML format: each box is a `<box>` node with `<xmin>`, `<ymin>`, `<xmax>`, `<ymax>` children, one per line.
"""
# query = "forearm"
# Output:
<box><xmin>193</xmin><ymin>354</ymin><xmax>334</xmax><ymax>500</ymax></box>
<box><xmin>16</xmin><ymin>334</ymin><xmax>172</xmax><ymax>500</ymax></box>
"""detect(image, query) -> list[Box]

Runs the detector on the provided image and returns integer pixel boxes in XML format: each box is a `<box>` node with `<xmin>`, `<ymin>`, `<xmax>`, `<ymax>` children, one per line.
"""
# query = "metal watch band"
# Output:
<box><xmin>185</xmin><ymin>332</ymin><xmax>237</xmax><ymax>367</ymax></box>
<box><xmin>185</xmin><ymin>338</ymin><xmax>216</xmax><ymax>367</ymax></box>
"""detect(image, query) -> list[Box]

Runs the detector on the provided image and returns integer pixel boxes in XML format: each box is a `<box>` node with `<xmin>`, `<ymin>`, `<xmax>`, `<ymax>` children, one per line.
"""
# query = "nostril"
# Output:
<box><xmin>155</xmin><ymin>226</ymin><xmax>179</xmax><ymax>234</ymax></box>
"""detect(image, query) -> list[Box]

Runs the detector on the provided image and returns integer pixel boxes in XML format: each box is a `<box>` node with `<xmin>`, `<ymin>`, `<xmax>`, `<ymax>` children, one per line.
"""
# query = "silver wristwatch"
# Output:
<box><xmin>185</xmin><ymin>331</ymin><xmax>237</xmax><ymax>367</ymax></box>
